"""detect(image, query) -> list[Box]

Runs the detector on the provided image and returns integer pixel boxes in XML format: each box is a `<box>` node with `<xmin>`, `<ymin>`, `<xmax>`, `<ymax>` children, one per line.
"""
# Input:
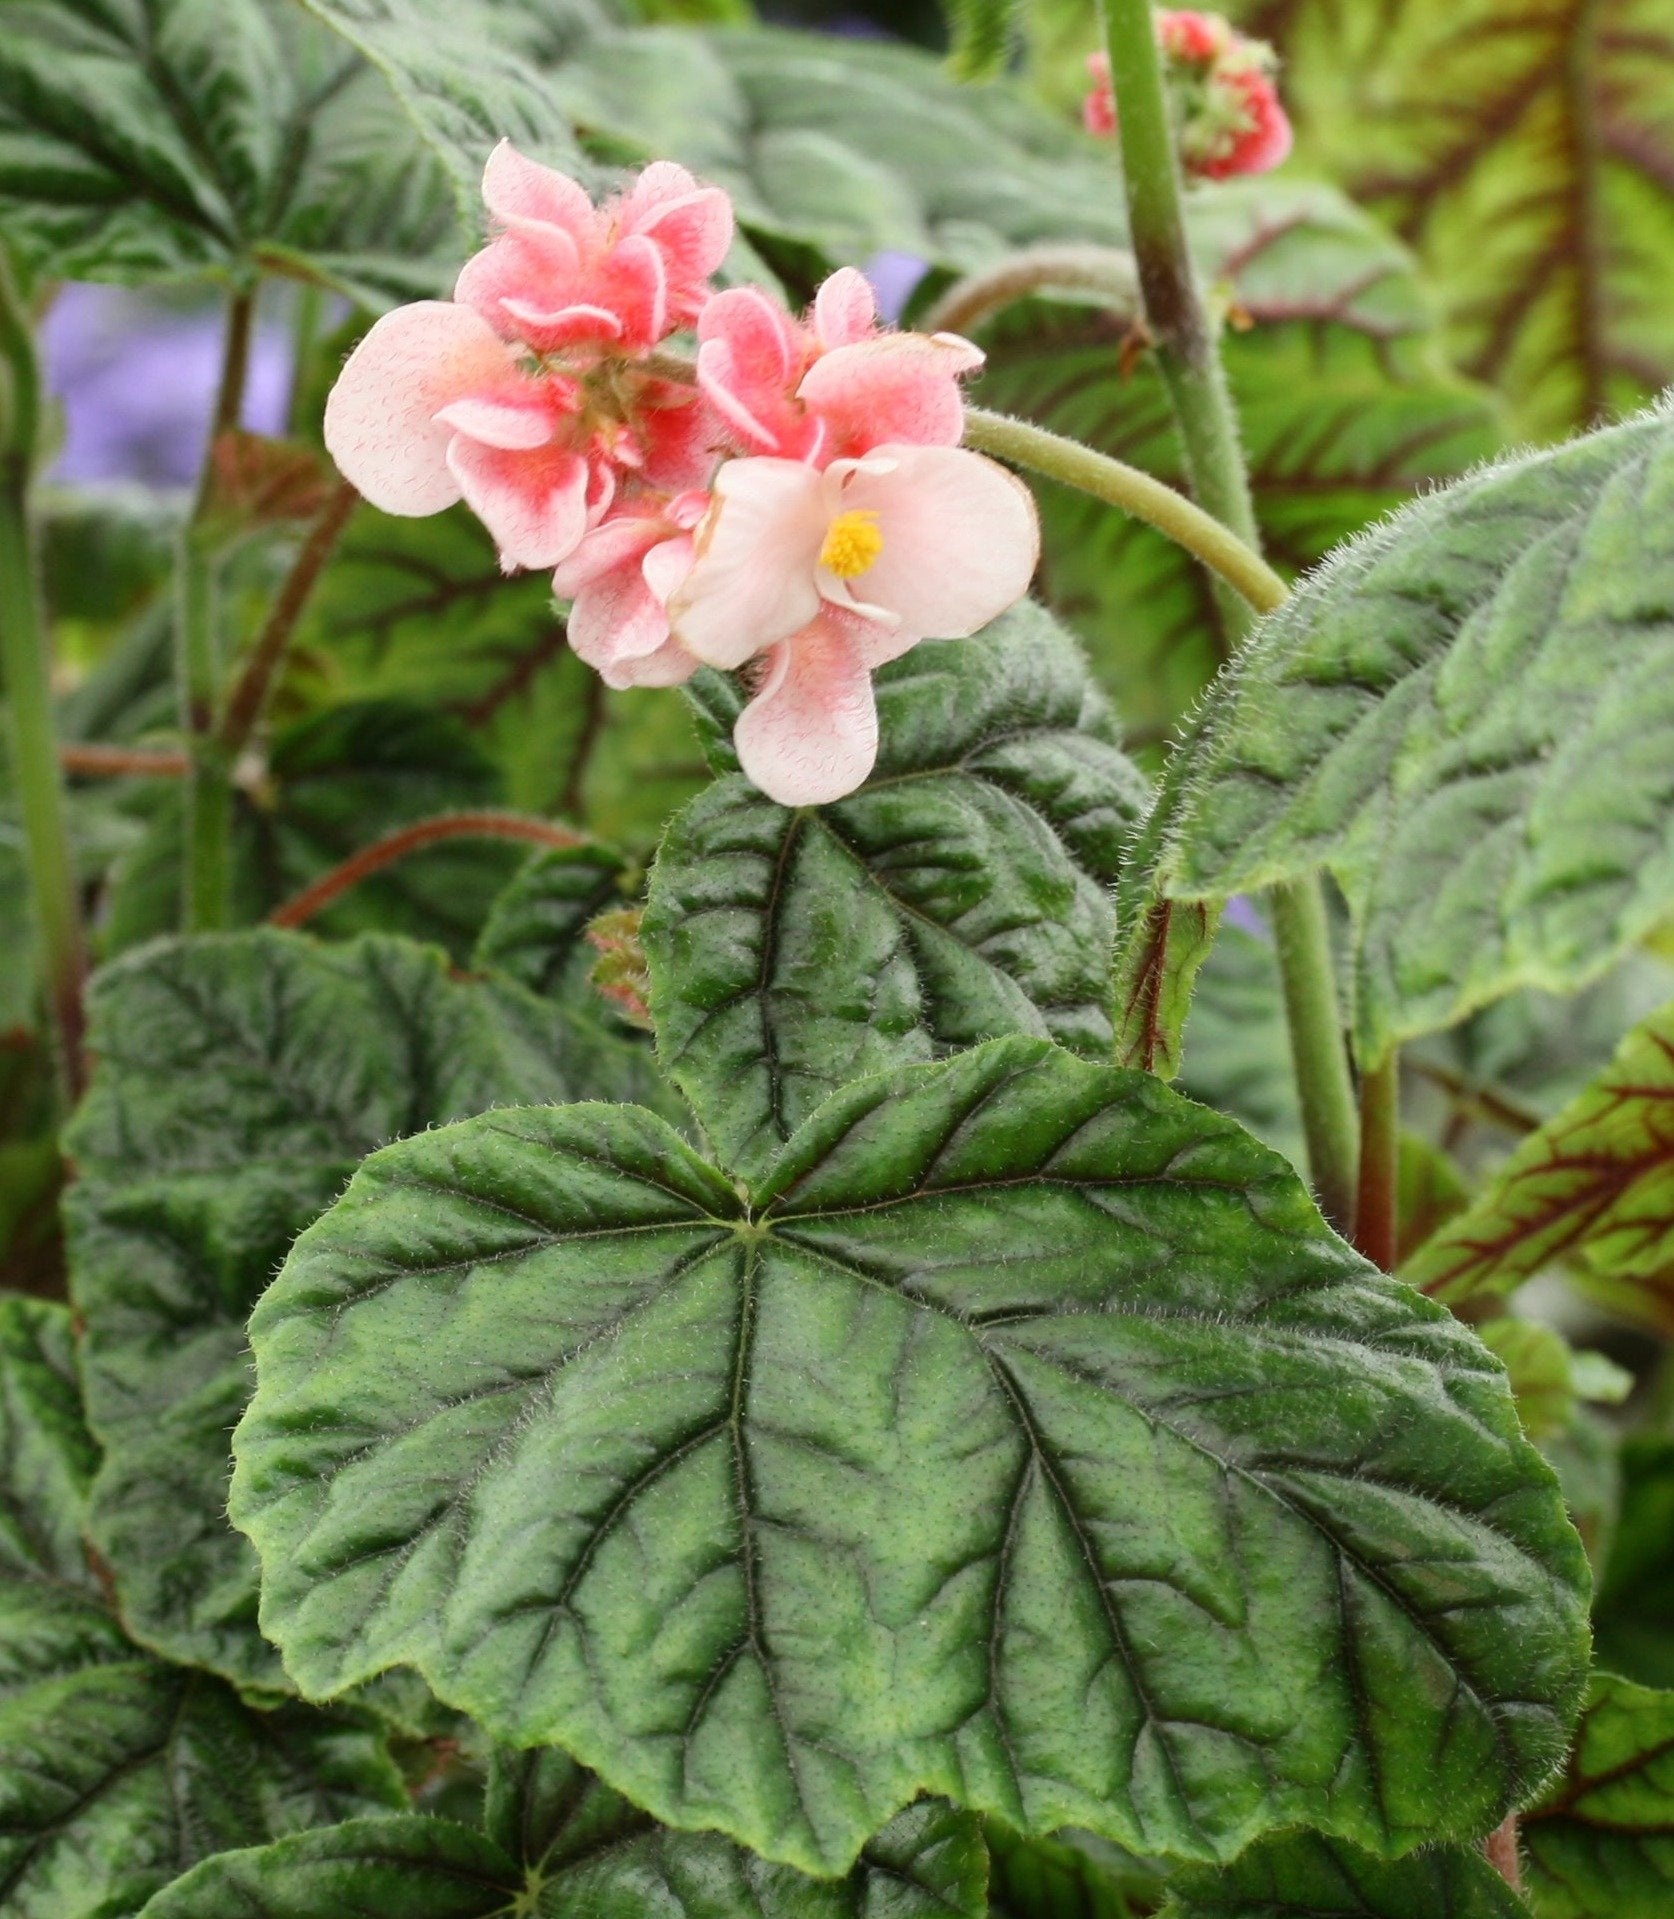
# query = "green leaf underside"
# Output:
<box><xmin>972</xmin><ymin>182</ymin><xmax>1501</xmax><ymax>738</ymax></box>
<box><xmin>63</xmin><ymin>929</ymin><xmax>669</xmax><ymax>1691</ymax></box>
<box><xmin>1161</xmin><ymin>403</ymin><xmax>1674</xmax><ymax>1064</ymax></box>
<box><xmin>0</xmin><ymin>1300</ymin><xmax>401</xmax><ymax>1919</ymax></box>
<box><xmin>1161</xmin><ymin>1830</ymin><xmax>1531</xmax><ymax>1917</ymax></box>
<box><xmin>643</xmin><ymin>608</ymin><xmax>1149</xmax><ymax>1181</ymax></box>
<box><xmin>1242</xmin><ymin>0</ymin><xmax>1674</xmax><ymax>438</ymax></box>
<box><xmin>0</xmin><ymin>0</ymin><xmax>454</xmax><ymax>300</ymax></box>
<box><xmin>232</xmin><ymin>1035</ymin><xmax>1586</xmax><ymax>1877</ymax></box>
<box><xmin>1523</xmin><ymin>1672</ymin><xmax>1674</xmax><ymax>1919</ymax></box>
<box><xmin>140</xmin><ymin>1754</ymin><xmax>984</xmax><ymax>1918</ymax></box>
<box><xmin>1405</xmin><ymin>999</ymin><xmax>1674</xmax><ymax>1319</ymax></box>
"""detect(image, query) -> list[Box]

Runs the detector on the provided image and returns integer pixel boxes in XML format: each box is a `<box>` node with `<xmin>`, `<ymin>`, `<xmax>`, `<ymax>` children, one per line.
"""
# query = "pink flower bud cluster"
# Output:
<box><xmin>1084</xmin><ymin>10</ymin><xmax>1292</xmax><ymax>182</ymax></box>
<box><xmin>324</xmin><ymin>144</ymin><xmax>1039</xmax><ymax>805</ymax></box>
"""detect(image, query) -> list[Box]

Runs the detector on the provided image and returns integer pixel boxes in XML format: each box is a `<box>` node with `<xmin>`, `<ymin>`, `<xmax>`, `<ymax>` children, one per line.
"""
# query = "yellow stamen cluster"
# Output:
<box><xmin>820</xmin><ymin>509</ymin><xmax>884</xmax><ymax>580</ymax></box>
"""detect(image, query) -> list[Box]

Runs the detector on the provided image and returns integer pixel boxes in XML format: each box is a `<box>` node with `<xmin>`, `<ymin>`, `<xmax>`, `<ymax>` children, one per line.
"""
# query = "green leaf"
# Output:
<box><xmin>296</xmin><ymin>0</ymin><xmax>595</xmax><ymax>229</ymax></box>
<box><xmin>474</xmin><ymin>842</ymin><xmax>636</xmax><ymax>1004</ymax></box>
<box><xmin>944</xmin><ymin>0</ymin><xmax>1024</xmax><ymax>83</ymax></box>
<box><xmin>643</xmin><ymin>607</ymin><xmax>1148</xmax><ymax>1180</ymax></box>
<box><xmin>1160</xmin><ymin>1831</ymin><xmax>1531</xmax><ymax>1917</ymax></box>
<box><xmin>1160</xmin><ymin>405</ymin><xmax>1674</xmax><ymax>1065</ymax></box>
<box><xmin>231</xmin><ymin>1035</ymin><xmax>1588</xmax><ymax>1876</ymax></box>
<box><xmin>1523</xmin><ymin>1671</ymin><xmax>1674</xmax><ymax>1919</ymax></box>
<box><xmin>985</xmin><ymin>1821</ymin><xmax>1158</xmax><ymax>1918</ymax></box>
<box><xmin>0</xmin><ymin>0</ymin><xmax>455</xmax><ymax>300</ymax></box>
<box><xmin>0</xmin><ymin>1297</ymin><xmax>402</xmax><ymax>1919</ymax></box>
<box><xmin>1473</xmin><ymin>1321</ymin><xmax>1631</xmax><ymax>1445</ymax></box>
<box><xmin>141</xmin><ymin>1754</ymin><xmax>986</xmax><ymax>1917</ymax></box>
<box><xmin>1405</xmin><ymin>1000</ymin><xmax>1674</xmax><ymax>1316</ymax></box>
<box><xmin>1248</xmin><ymin>0</ymin><xmax>1674</xmax><ymax>439</ymax></box>
<box><xmin>64</xmin><ymin>928</ymin><xmax>670</xmax><ymax>1693</ymax></box>
<box><xmin>1174</xmin><ymin>919</ymin><xmax>1303</xmax><ymax>1170</ymax></box>
<box><xmin>973</xmin><ymin>183</ymin><xmax>1503</xmax><ymax>738</ymax></box>
<box><xmin>1594</xmin><ymin>1439</ymin><xmax>1674</xmax><ymax>1689</ymax></box>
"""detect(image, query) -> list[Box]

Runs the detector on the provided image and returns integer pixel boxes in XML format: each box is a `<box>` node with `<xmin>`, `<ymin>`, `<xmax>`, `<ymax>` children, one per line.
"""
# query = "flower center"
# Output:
<box><xmin>819</xmin><ymin>509</ymin><xmax>884</xmax><ymax>580</ymax></box>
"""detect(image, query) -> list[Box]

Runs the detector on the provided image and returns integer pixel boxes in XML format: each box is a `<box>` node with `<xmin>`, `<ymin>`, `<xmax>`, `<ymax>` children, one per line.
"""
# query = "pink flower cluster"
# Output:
<box><xmin>1084</xmin><ymin>10</ymin><xmax>1292</xmax><ymax>182</ymax></box>
<box><xmin>324</xmin><ymin>144</ymin><xmax>1039</xmax><ymax>806</ymax></box>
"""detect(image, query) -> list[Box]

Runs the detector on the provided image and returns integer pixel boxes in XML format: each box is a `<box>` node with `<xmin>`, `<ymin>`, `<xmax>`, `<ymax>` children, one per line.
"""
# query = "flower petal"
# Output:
<box><xmin>552</xmin><ymin>514</ymin><xmax>664</xmax><ymax>597</ymax></box>
<box><xmin>797</xmin><ymin>333</ymin><xmax>983</xmax><ymax>455</ymax></box>
<box><xmin>597</xmin><ymin>232</ymin><xmax>668</xmax><ymax>347</ymax></box>
<box><xmin>480</xmin><ymin>141</ymin><xmax>595</xmax><ymax>241</ymax></box>
<box><xmin>323</xmin><ymin>302</ymin><xmax>518</xmax><ymax>516</ymax></box>
<box><xmin>733</xmin><ymin>618</ymin><xmax>879</xmax><ymax>806</ymax></box>
<box><xmin>455</xmin><ymin>225</ymin><xmax>583</xmax><ymax>339</ymax></box>
<box><xmin>812</xmin><ymin>267</ymin><xmax>877</xmax><ymax>349</ymax></box>
<box><xmin>831</xmin><ymin>444</ymin><xmax>1039</xmax><ymax>643</ymax></box>
<box><xmin>621</xmin><ymin>172</ymin><xmax>734</xmax><ymax>283</ymax></box>
<box><xmin>446</xmin><ymin>437</ymin><xmax>593</xmax><ymax>571</ymax></box>
<box><xmin>432</xmin><ymin>395</ymin><xmax>555</xmax><ymax>450</ymax></box>
<box><xmin>668</xmin><ymin>458</ymin><xmax>827</xmax><ymax>668</ymax></box>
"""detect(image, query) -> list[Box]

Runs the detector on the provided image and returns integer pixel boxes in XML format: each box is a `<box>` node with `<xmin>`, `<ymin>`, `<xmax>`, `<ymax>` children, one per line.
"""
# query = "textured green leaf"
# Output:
<box><xmin>944</xmin><ymin>0</ymin><xmax>1024</xmax><ymax>83</ymax></box>
<box><xmin>1160</xmin><ymin>1830</ymin><xmax>1531</xmax><ymax>1918</ymax></box>
<box><xmin>973</xmin><ymin>184</ymin><xmax>1502</xmax><ymax>738</ymax></box>
<box><xmin>64</xmin><ymin>928</ymin><xmax>669</xmax><ymax>1693</ymax></box>
<box><xmin>643</xmin><ymin>607</ymin><xmax>1148</xmax><ymax>1180</ymax></box>
<box><xmin>232</xmin><ymin>1035</ymin><xmax>1587</xmax><ymax>1876</ymax></box>
<box><xmin>1174</xmin><ymin>920</ymin><xmax>1303</xmax><ymax>1170</ymax></box>
<box><xmin>1161</xmin><ymin>405</ymin><xmax>1674</xmax><ymax>1064</ymax></box>
<box><xmin>985</xmin><ymin>1821</ymin><xmax>1157</xmax><ymax>1919</ymax></box>
<box><xmin>1241</xmin><ymin>0</ymin><xmax>1674</xmax><ymax>438</ymax></box>
<box><xmin>140</xmin><ymin>1777</ymin><xmax>984</xmax><ymax>1918</ymax></box>
<box><xmin>1523</xmin><ymin>1672</ymin><xmax>1674</xmax><ymax>1918</ymax></box>
<box><xmin>474</xmin><ymin>842</ymin><xmax>636</xmax><ymax>1004</ymax></box>
<box><xmin>1594</xmin><ymin>1438</ymin><xmax>1674</xmax><ymax>1689</ymax></box>
<box><xmin>1406</xmin><ymin>1000</ymin><xmax>1674</xmax><ymax>1319</ymax></box>
<box><xmin>0</xmin><ymin>1297</ymin><xmax>401</xmax><ymax>1919</ymax></box>
<box><xmin>0</xmin><ymin>0</ymin><xmax>455</xmax><ymax>299</ymax></box>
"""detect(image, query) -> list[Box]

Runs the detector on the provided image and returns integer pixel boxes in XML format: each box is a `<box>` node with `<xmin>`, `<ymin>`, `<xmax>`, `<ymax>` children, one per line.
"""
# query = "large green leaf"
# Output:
<box><xmin>1593</xmin><ymin>1438</ymin><xmax>1674</xmax><ymax>1690</ymax></box>
<box><xmin>973</xmin><ymin>184</ymin><xmax>1502</xmax><ymax>739</ymax></box>
<box><xmin>1160</xmin><ymin>1831</ymin><xmax>1531</xmax><ymax>1917</ymax></box>
<box><xmin>473</xmin><ymin>841</ymin><xmax>637</xmax><ymax>1004</ymax></box>
<box><xmin>64</xmin><ymin>928</ymin><xmax>668</xmax><ymax>1694</ymax></box>
<box><xmin>643</xmin><ymin>607</ymin><xmax>1148</xmax><ymax>1181</ymax></box>
<box><xmin>1160</xmin><ymin>404</ymin><xmax>1674</xmax><ymax>1064</ymax></box>
<box><xmin>231</xmin><ymin>1035</ymin><xmax>1588</xmax><ymax>1876</ymax></box>
<box><xmin>0</xmin><ymin>1297</ymin><xmax>403</xmax><ymax>1919</ymax></box>
<box><xmin>0</xmin><ymin>0</ymin><xmax>454</xmax><ymax>299</ymax></box>
<box><xmin>1240</xmin><ymin>0</ymin><xmax>1674</xmax><ymax>439</ymax></box>
<box><xmin>1523</xmin><ymin>1672</ymin><xmax>1674</xmax><ymax>1919</ymax></box>
<box><xmin>139</xmin><ymin>1773</ymin><xmax>985</xmax><ymax>1918</ymax></box>
<box><xmin>1405</xmin><ymin>1000</ymin><xmax>1674</xmax><ymax>1320</ymax></box>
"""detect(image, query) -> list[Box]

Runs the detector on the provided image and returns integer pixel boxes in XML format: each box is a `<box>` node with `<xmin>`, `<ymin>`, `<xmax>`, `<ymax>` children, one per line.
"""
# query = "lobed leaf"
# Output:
<box><xmin>1523</xmin><ymin>1671</ymin><xmax>1674</xmax><ymax>1919</ymax></box>
<box><xmin>1405</xmin><ymin>999</ymin><xmax>1674</xmax><ymax>1320</ymax></box>
<box><xmin>1160</xmin><ymin>1830</ymin><xmax>1531</xmax><ymax>1917</ymax></box>
<box><xmin>1161</xmin><ymin>404</ymin><xmax>1674</xmax><ymax>1064</ymax></box>
<box><xmin>232</xmin><ymin>1036</ymin><xmax>1588</xmax><ymax>1876</ymax></box>
<box><xmin>64</xmin><ymin>929</ymin><xmax>669</xmax><ymax>1693</ymax></box>
<box><xmin>643</xmin><ymin>607</ymin><xmax>1149</xmax><ymax>1180</ymax></box>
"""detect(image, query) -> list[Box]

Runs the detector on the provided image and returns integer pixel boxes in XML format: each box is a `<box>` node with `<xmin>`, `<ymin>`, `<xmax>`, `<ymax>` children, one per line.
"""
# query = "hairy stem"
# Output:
<box><xmin>0</xmin><ymin>253</ymin><xmax>86</xmax><ymax>1102</ymax></box>
<box><xmin>963</xmin><ymin>407</ymin><xmax>1286</xmax><ymax>614</ymax></box>
<box><xmin>218</xmin><ymin>477</ymin><xmax>357</xmax><ymax>756</ymax></box>
<box><xmin>1100</xmin><ymin>0</ymin><xmax>1359</xmax><ymax>1226</ymax></box>
<box><xmin>1353</xmin><ymin>1049</ymin><xmax>1400</xmax><ymax>1269</ymax></box>
<box><xmin>269</xmin><ymin>811</ymin><xmax>585</xmax><ymax>930</ymax></box>
<box><xmin>919</xmin><ymin>244</ymin><xmax>1141</xmax><ymax>337</ymax></box>
<box><xmin>175</xmin><ymin>289</ymin><xmax>254</xmax><ymax>931</ymax></box>
<box><xmin>60</xmin><ymin>744</ymin><xmax>190</xmax><ymax>778</ymax></box>
<box><xmin>1485</xmin><ymin>1814</ymin><xmax>1522</xmax><ymax>1891</ymax></box>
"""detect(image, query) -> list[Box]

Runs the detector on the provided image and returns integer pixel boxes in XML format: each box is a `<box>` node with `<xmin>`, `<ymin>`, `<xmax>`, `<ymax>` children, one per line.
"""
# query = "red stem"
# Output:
<box><xmin>1484</xmin><ymin>1813</ymin><xmax>1522</xmax><ymax>1890</ymax></box>
<box><xmin>60</xmin><ymin>744</ymin><xmax>189</xmax><ymax>778</ymax></box>
<box><xmin>269</xmin><ymin>811</ymin><xmax>585</xmax><ymax>930</ymax></box>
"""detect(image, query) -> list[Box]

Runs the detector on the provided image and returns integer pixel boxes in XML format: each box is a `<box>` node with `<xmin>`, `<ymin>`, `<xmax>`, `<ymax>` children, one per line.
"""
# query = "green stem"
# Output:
<box><xmin>962</xmin><ymin>407</ymin><xmax>1286</xmax><ymax>615</ymax></box>
<box><xmin>1100</xmin><ymin>0</ymin><xmax>1359</xmax><ymax>1226</ymax></box>
<box><xmin>919</xmin><ymin>244</ymin><xmax>1141</xmax><ymax>338</ymax></box>
<box><xmin>1353</xmin><ymin>1048</ymin><xmax>1400</xmax><ymax>1268</ymax></box>
<box><xmin>0</xmin><ymin>259</ymin><xmax>86</xmax><ymax>1102</ymax></box>
<box><xmin>175</xmin><ymin>288</ymin><xmax>253</xmax><ymax>932</ymax></box>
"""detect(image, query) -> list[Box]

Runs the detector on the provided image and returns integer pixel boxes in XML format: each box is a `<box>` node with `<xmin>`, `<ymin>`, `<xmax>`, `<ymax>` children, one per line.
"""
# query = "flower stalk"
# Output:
<box><xmin>0</xmin><ymin>251</ymin><xmax>87</xmax><ymax>1102</ymax></box>
<box><xmin>1099</xmin><ymin>0</ymin><xmax>1360</xmax><ymax>1232</ymax></box>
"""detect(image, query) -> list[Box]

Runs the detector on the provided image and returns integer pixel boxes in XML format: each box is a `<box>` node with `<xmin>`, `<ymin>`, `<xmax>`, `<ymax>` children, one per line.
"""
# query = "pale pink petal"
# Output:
<box><xmin>500</xmin><ymin>297</ymin><xmax>623</xmax><ymax>345</ymax></box>
<box><xmin>697</xmin><ymin>288</ymin><xmax>803</xmax><ymax>452</ymax></box>
<box><xmin>432</xmin><ymin>395</ymin><xmax>554</xmax><ymax>450</ymax></box>
<box><xmin>641</xmin><ymin>533</ymin><xmax>694</xmax><ymax>606</ymax></box>
<box><xmin>798</xmin><ymin>334</ymin><xmax>982</xmax><ymax>454</ymax></box>
<box><xmin>455</xmin><ymin>225</ymin><xmax>583</xmax><ymax>337</ymax></box>
<box><xmin>569</xmin><ymin>567</ymin><xmax>671</xmax><ymax>681</ymax></box>
<box><xmin>734</xmin><ymin>620</ymin><xmax>879</xmax><ymax>806</ymax></box>
<box><xmin>812</xmin><ymin>267</ymin><xmax>877</xmax><ymax>349</ymax></box>
<box><xmin>616</xmin><ymin>634</ymin><xmax>700</xmax><ymax>687</ymax></box>
<box><xmin>551</xmin><ymin>515</ymin><xmax>664</xmax><ymax>597</ymax></box>
<box><xmin>597</xmin><ymin>233</ymin><xmax>668</xmax><ymax>347</ymax></box>
<box><xmin>667</xmin><ymin>458</ymin><xmax>827</xmax><ymax>669</ymax></box>
<box><xmin>624</xmin><ymin>181</ymin><xmax>734</xmax><ymax>283</ymax></box>
<box><xmin>830</xmin><ymin>445</ymin><xmax>1039</xmax><ymax>643</ymax></box>
<box><xmin>614</xmin><ymin>161</ymin><xmax>702</xmax><ymax>231</ymax></box>
<box><xmin>446</xmin><ymin>437</ymin><xmax>592</xmax><ymax>570</ymax></box>
<box><xmin>323</xmin><ymin>302</ymin><xmax>519</xmax><ymax>516</ymax></box>
<box><xmin>480</xmin><ymin>141</ymin><xmax>595</xmax><ymax>241</ymax></box>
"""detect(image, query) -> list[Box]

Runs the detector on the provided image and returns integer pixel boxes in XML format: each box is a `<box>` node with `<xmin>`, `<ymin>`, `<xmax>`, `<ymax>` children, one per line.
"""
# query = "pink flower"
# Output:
<box><xmin>666</xmin><ymin>445</ymin><xmax>1040</xmax><ymax>804</ymax></box>
<box><xmin>552</xmin><ymin>495</ymin><xmax>708</xmax><ymax>690</ymax></box>
<box><xmin>456</xmin><ymin>145</ymin><xmax>731</xmax><ymax>355</ymax></box>
<box><xmin>1083</xmin><ymin>52</ymin><xmax>1117</xmax><ymax>137</ymax></box>
<box><xmin>322</xmin><ymin>300</ymin><xmax>610</xmax><ymax>570</ymax></box>
<box><xmin>698</xmin><ymin>267</ymin><xmax>983</xmax><ymax>466</ymax></box>
<box><xmin>1195</xmin><ymin>65</ymin><xmax>1292</xmax><ymax>180</ymax></box>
